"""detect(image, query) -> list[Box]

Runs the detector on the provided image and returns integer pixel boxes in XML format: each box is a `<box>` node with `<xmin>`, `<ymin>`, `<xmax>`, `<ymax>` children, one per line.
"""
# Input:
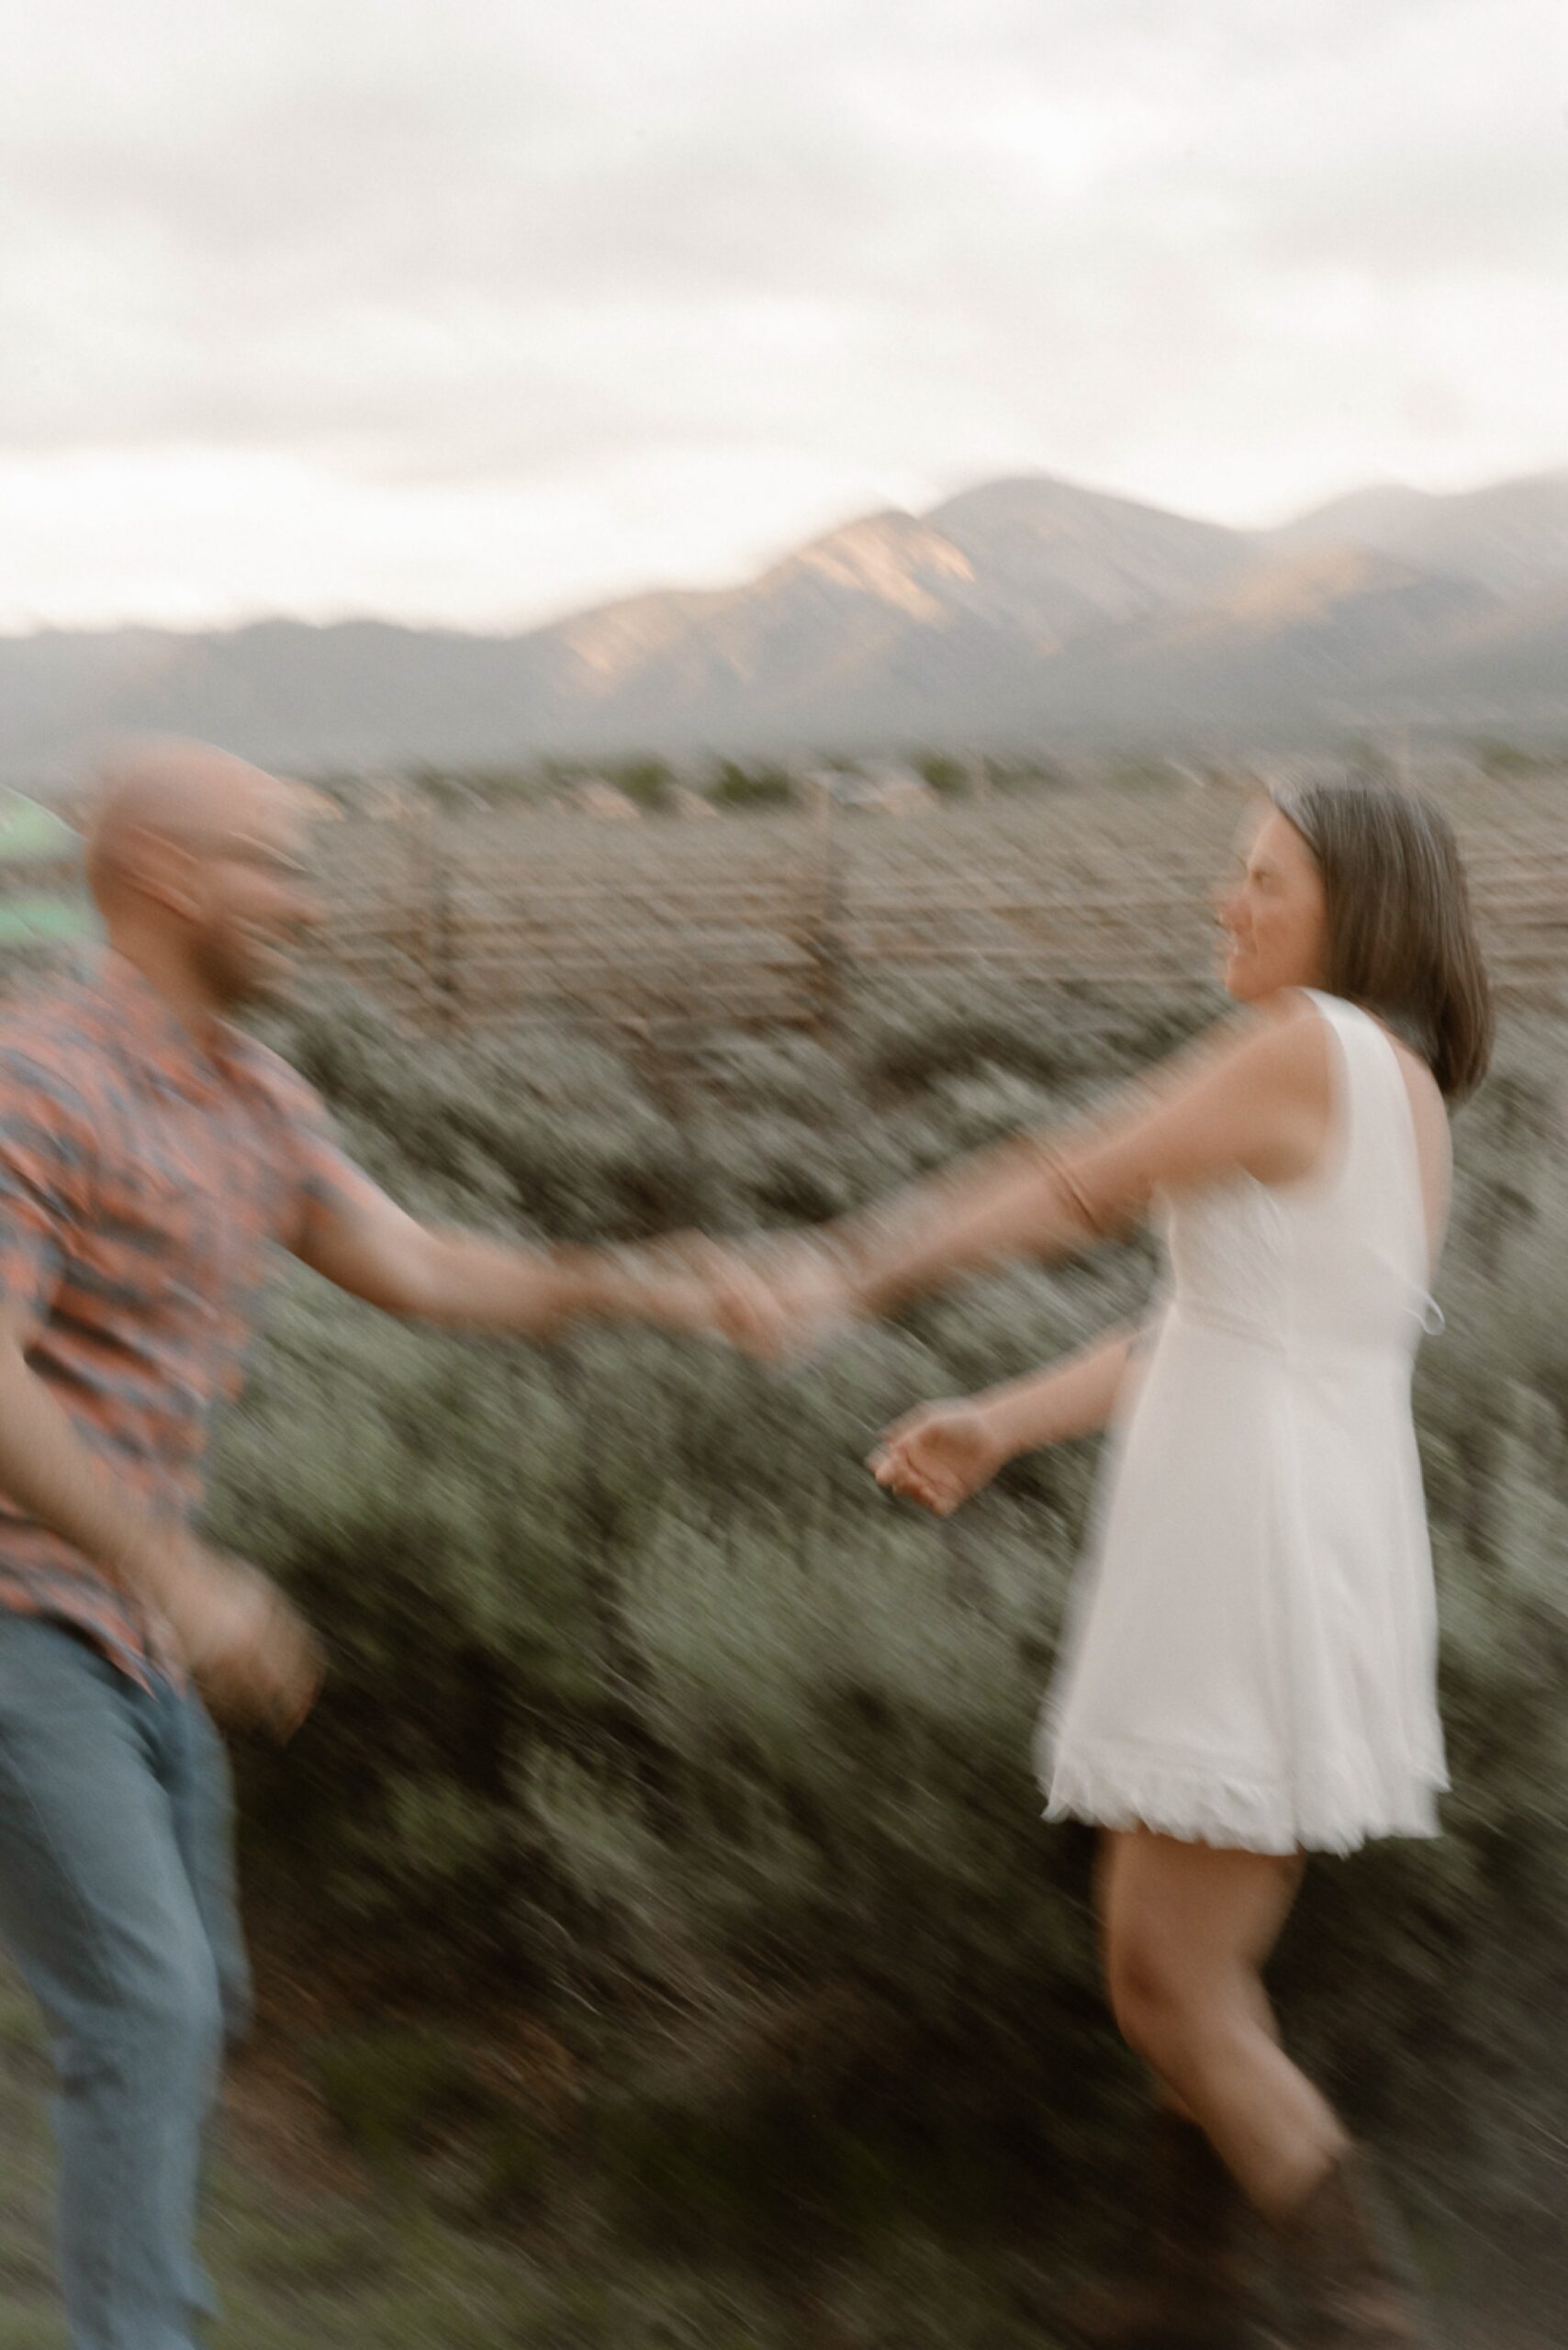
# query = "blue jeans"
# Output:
<box><xmin>0</xmin><ymin>1617</ymin><xmax>252</xmax><ymax>2350</ymax></box>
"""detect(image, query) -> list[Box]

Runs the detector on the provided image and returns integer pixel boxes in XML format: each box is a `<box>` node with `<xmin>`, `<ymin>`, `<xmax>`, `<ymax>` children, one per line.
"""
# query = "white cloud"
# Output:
<box><xmin>1</xmin><ymin>0</ymin><xmax>1564</xmax><ymax>628</ymax></box>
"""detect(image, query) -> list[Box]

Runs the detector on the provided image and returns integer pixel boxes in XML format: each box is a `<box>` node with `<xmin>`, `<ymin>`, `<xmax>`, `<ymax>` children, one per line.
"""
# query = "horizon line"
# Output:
<box><xmin>3</xmin><ymin>453</ymin><xmax>1563</xmax><ymax>647</ymax></box>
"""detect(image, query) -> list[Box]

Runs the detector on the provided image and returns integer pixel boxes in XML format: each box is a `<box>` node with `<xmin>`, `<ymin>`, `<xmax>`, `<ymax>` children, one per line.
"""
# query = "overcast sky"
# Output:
<box><xmin>4</xmin><ymin>0</ymin><xmax>1566</xmax><ymax>633</ymax></box>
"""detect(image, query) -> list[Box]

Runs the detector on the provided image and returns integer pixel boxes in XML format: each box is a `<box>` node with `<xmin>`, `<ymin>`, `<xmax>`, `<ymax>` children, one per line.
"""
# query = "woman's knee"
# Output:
<box><xmin>1106</xmin><ymin>1934</ymin><xmax>1188</xmax><ymax>2060</ymax></box>
<box><xmin>1105</xmin><ymin>1927</ymin><xmax>1240</xmax><ymax>2071</ymax></box>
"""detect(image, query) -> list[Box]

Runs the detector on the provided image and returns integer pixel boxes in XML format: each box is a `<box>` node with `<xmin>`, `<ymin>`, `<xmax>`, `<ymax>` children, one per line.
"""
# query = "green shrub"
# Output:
<box><xmin>708</xmin><ymin>760</ymin><xmax>797</xmax><ymax>810</ymax></box>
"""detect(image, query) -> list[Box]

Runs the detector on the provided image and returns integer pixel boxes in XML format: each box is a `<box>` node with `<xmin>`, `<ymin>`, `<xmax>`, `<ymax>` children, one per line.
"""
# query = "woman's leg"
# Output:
<box><xmin>1098</xmin><ymin>1828</ymin><xmax>1345</xmax><ymax>2218</ymax></box>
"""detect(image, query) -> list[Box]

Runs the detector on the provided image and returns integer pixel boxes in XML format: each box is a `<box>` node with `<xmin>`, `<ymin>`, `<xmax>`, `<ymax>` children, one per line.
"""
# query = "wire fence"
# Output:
<box><xmin>304</xmin><ymin>792</ymin><xmax>1568</xmax><ymax>1035</ymax></box>
<box><xmin>5</xmin><ymin>788</ymin><xmax>1567</xmax><ymax>1035</ymax></box>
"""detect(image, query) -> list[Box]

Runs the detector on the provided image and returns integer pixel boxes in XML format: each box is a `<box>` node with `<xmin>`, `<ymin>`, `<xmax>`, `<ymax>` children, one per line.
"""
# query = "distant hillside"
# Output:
<box><xmin>1265</xmin><ymin>471</ymin><xmax>1568</xmax><ymax>599</ymax></box>
<box><xmin>3</xmin><ymin>466</ymin><xmax>1566</xmax><ymax>778</ymax></box>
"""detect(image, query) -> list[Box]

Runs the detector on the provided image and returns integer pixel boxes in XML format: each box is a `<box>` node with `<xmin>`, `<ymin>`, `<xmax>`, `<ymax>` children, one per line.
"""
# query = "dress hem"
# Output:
<box><xmin>1043</xmin><ymin>1750</ymin><xmax>1445</xmax><ymax>1858</ymax></box>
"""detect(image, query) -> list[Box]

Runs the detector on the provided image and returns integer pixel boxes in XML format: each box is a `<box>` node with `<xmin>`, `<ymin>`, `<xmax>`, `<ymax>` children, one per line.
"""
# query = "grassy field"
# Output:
<box><xmin>2</xmin><ymin>1952</ymin><xmax>1562</xmax><ymax>2348</ymax></box>
<box><xmin>0</xmin><ymin>1958</ymin><xmax>1081</xmax><ymax>2350</ymax></box>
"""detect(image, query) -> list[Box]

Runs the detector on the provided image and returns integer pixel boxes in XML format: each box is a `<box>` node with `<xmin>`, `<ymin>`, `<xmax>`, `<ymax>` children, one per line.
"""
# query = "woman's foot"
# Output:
<box><xmin>1270</xmin><ymin>2147</ymin><xmax>1431</xmax><ymax>2347</ymax></box>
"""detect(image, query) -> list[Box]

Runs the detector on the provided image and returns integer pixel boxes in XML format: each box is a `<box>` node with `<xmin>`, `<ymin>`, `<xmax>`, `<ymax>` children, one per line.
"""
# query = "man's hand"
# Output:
<box><xmin>868</xmin><ymin>1397</ymin><xmax>1008</xmax><ymax>1516</ymax></box>
<box><xmin>150</xmin><ymin>1544</ymin><xmax>325</xmax><ymax>1739</ymax></box>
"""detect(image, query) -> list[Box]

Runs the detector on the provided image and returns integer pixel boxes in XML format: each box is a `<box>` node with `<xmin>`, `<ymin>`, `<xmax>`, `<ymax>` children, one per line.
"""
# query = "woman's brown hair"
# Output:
<box><xmin>1271</xmin><ymin>778</ymin><xmax>1495</xmax><ymax>1100</ymax></box>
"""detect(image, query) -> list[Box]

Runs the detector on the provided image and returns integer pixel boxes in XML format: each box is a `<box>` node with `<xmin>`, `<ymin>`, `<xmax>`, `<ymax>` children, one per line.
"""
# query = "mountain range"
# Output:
<box><xmin>3</xmin><ymin>469</ymin><xmax>1566</xmax><ymax>778</ymax></box>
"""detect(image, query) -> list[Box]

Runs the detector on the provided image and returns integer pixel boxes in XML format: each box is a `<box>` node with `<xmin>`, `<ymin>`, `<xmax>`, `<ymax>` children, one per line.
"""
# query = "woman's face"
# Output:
<box><xmin>1215</xmin><ymin>806</ymin><xmax>1329</xmax><ymax>1003</ymax></box>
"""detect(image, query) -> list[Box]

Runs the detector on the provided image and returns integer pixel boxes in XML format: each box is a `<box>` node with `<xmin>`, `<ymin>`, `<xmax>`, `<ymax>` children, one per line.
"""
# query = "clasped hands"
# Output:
<box><xmin>600</xmin><ymin>1229</ymin><xmax>861</xmax><ymax>1364</ymax></box>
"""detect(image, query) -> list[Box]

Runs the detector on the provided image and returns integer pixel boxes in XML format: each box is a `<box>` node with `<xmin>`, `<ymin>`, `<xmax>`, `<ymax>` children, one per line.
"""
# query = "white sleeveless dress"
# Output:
<box><xmin>1038</xmin><ymin>991</ymin><xmax>1447</xmax><ymax>1855</ymax></box>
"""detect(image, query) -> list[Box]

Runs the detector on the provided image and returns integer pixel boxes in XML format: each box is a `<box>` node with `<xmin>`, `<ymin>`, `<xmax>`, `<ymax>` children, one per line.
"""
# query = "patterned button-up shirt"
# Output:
<box><xmin>0</xmin><ymin>954</ymin><xmax>379</xmax><ymax>1683</ymax></box>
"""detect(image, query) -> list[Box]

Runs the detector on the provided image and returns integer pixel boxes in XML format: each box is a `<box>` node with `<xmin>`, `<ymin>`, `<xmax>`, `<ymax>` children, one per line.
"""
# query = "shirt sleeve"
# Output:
<box><xmin>0</xmin><ymin>1046</ymin><xmax>96</xmax><ymax>1324</ymax></box>
<box><xmin>250</xmin><ymin>1048</ymin><xmax>398</xmax><ymax>1254</ymax></box>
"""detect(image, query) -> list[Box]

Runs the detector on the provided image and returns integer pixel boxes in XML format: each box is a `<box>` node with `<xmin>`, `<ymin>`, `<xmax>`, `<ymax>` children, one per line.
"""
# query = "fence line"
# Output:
<box><xmin>301</xmin><ymin>805</ymin><xmax>1568</xmax><ymax>1034</ymax></box>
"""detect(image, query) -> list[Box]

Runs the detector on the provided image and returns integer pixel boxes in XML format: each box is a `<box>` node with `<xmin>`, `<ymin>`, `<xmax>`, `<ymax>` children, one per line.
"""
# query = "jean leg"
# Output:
<box><xmin>164</xmin><ymin>1685</ymin><xmax>253</xmax><ymax>2326</ymax></box>
<box><xmin>0</xmin><ymin>1620</ymin><xmax>224</xmax><ymax>2350</ymax></box>
<box><xmin>167</xmin><ymin>1690</ymin><xmax>252</xmax><ymax>2048</ymax></box>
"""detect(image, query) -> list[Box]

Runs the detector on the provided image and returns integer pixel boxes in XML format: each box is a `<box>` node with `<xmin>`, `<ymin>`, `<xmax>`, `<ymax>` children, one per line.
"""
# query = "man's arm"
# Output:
<box><xmin>0</xmin><ymin>1063</ymin><xmax>183</xmax><ymax>1610</ymax></box>
<box><xmin>254</xmin><ymin>1039</ymin><xmax>714</xmax><ymax>1337</ymax></box>
<box><xmin>0</xmin><ymin>1038</ymin><xmax>326</xmax><ymax>1728</ymax></box>
<box><xmin>292</xmin><ymin>1160</ymin><xmax>711</xmax><ymax>1337</ymax></box>
<box><xmin>0</xmin><ymin>1306</ymin><xmax>319</xmax><ymax>1729</ymax></box>
<box><xmin>0</xmin><ymin>1304</ymin><xmax>183</xmax><ymax>1597</ymax></box>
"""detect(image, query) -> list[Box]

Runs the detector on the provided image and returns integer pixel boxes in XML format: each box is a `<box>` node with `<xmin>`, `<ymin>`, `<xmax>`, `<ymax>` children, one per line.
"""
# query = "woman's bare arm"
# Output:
<box><xmin>828</xmin><ymin>1001</ymin><xmax>1332</xmax><ymax>1322</ymax></box>
<box><xmin>979</xmin><ymin>1325</ymin><xmax>1140</xmax><ymax>1455</ymax></box>
<box><xmin>870</xmin><ymin>1325</ymin><xmax>1143</xmax><ymax>1515</ymax></box>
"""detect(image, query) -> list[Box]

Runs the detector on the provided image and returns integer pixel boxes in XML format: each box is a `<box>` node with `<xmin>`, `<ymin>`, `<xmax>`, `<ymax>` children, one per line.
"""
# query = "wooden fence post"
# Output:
<box><xmin>804</xmin><ymin>791</ymin><xmax>851</xmax><ymax>1035</ymax></box>
<box><xmin>432</xmin><ymin>832</ymin><xmax>458</xmax><ymax>1035</ymax></box>
<box><xmin>406</xmin><ymin>800</ymin><xmax>460</xmax><ymax>1035</ymax></box>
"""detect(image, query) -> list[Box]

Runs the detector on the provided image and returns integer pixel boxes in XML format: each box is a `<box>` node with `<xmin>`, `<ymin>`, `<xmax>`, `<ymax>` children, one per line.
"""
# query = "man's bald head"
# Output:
<box><xmin>86</xmin><ymin>741</ymin><xmax>301</xmax><ymax>904</ymax></box>
<box><xmin>84</xmin><ymin>738</ymin><xmax>323</xmax><ymax>1011</ymax></box>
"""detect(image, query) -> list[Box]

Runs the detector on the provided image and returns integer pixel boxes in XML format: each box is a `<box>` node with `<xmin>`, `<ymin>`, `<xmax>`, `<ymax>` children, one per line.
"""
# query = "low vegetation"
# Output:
<box><xmin>114</xmin><ymin>964</ymin><xmax>1567</xmax><ymax>2338</ymax></box>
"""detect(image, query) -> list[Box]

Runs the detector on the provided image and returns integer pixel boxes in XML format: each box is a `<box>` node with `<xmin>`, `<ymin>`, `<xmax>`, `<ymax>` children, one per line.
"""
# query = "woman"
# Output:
<box><xmin>723</xmin><ymin>781</ymin><xmax>1492</xmax><ymax>2348</ymax></box>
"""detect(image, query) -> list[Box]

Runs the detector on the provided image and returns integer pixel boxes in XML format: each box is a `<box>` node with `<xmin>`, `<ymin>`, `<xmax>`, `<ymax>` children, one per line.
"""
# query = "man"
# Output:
<box><xmin>0</xmin><ymin>740</ymin><xmax>710</xmax><ymax>2350</ymax></box>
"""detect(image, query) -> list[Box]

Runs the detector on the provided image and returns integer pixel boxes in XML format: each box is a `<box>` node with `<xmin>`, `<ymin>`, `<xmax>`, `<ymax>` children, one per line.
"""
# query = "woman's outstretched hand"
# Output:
<box><xmin>868</xmin><ymin>1398</ymin><xmax>1007</xmax><ymax>1516</ymax></box>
